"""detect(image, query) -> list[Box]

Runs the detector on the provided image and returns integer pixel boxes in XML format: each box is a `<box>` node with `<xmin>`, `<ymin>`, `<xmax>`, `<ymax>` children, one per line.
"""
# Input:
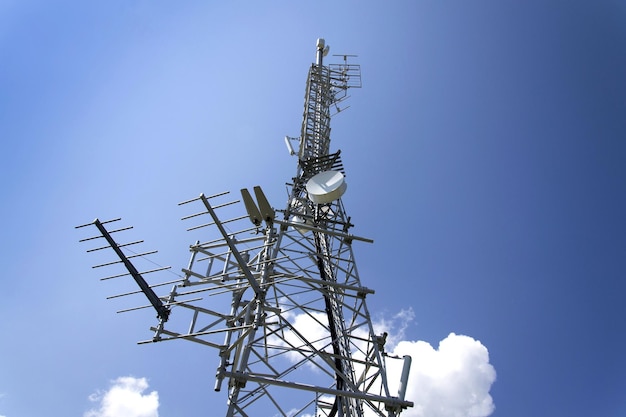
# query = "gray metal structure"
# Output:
<box><xmin>77</xmin><ymin>39</ymin><xmax>413</xmax><ymax>417</ymax></box>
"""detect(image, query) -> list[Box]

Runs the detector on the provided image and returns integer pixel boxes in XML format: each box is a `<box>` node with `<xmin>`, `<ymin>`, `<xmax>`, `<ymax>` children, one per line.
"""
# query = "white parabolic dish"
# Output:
<box><xmin>306</xmin><ymin>170</ymin><xmax>347</xmax><ymax>204</ymax></box>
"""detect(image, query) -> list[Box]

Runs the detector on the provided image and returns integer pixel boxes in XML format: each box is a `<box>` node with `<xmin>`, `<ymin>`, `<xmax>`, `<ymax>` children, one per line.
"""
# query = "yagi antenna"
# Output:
<box><xmin>76</xmin><ymin>218</ymin><xmax>172</xmax><ymax>322</ymax></box>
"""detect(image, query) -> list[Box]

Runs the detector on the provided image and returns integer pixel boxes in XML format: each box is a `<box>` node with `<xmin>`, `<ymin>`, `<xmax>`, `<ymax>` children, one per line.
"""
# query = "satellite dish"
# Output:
<box><xmin>290</xmin><ymin>215</ymin><xmax>310</xmax><ymax>234</ymax></box>
<box><xmin>306</xmin><ymin>170</ymin><xmax>347</xmax><ymax>204</ymax></box>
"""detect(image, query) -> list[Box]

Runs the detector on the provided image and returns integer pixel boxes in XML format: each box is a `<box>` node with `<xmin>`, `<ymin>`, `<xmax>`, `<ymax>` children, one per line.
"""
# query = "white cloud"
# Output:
<box><xmin>372</xmin><ymin>308</ymin><xmax>416</xmax><ymax>347</ymax></box>
<box><xmin>270</xmin><ymin>308</ymin><xmax>345</xmax><ymax>370</ymax></box>
<box><xmin>281</xmin><ymin>308</ymin><xmax>496</xmax><ymax>417</ymax></box>
<box><xmin>387</xmin><ymin>334</ymin><xmax>496</xmax><ymax>417</ymax></box>
<box><xmin>369</xmin><ymin>308</ymin><xmax>496</xmax><ymax>417</ymax></box>
<box><xmin>85</xmin><ymin>376</ymin><xmax>159</xmax><ymax>417</ymax></box>
<box><xmin>281</xmin><ymin>410</ymin><xmax>314</xmax><ymax>417</ymax></box>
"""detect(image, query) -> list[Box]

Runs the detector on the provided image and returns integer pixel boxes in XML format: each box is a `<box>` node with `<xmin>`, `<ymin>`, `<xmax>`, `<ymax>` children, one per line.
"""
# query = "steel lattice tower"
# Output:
<box><xmin>78</xmin><ymin>39</ymin><xmax>413</xmax><ymax>417</ymax></box>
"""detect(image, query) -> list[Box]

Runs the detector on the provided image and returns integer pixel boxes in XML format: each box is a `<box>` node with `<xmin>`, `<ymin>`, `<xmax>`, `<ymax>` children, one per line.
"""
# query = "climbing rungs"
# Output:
<box><xmin>178</xmin><ymin>191</ymin><xmax>230</xmax><ymax>206</ymax></box>
<box><xmin>78</xmin><ymin>225</ymin><xmax>133</xmax><ymax>242</ymax></box>
<box><xmin>75</xmin><ymin>218</ymin><xmax>121</xmax><ymax>229</ymax></box>
<box><xmin>193</xmin><ymin>226</ymin><xmax>259</xmax><ymax>248</ymax></box>
<box><xmin>107</xmin><ymin>226</ymin><xmax>134</xmax><ymax>234</ymax></box>
<box><xmin>87</xmin><ymin>240</ymin><xmax>144</xmax><ymax>253</ymax></box>
<box><xmin>181</xmin><ymin>200</ymin><xmax>240</xmax><ymax>221</ymax></box>
<box><xmin>116</xmin><ymin>297</ymin><xmax>202</xmax><ymax>314</ymax></box>
<box><xmin>100</xmin><ymin>266</ymin><xmax>171</xmax><ymax>281</ymax></box>
<box><xmin>186</xmin><ymin>215</ymin><xmax>248</xmax><ymax>231</ymax></box>
<box><xmin>107</xmin><ymin>278</ymin><xmax>183</xmax><ymax>299</ymax></box>
<box><xmin>92</xmin><ymin>250</ymin><xmax>159</xmax><ymax>268</ymax></box>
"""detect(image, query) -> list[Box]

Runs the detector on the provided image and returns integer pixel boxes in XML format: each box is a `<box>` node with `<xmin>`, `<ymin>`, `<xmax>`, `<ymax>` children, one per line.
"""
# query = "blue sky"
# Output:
<box><xmin>1</xmin><ymin>1</ymin><xmax>625</xmax><ymax>416</ymax></box>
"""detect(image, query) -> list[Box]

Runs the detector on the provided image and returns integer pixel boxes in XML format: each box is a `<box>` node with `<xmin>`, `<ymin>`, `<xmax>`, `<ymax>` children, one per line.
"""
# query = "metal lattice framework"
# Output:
<box><xmin>77</xmin><ymin>39</ymin><xmax>413</xmax><ymax>417</ymax></box>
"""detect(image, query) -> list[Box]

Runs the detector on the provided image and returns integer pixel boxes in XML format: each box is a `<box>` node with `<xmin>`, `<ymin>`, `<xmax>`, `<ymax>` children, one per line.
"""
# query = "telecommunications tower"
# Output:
<box><xmin>77</xmin><ymin>39</ymin><xmax>413</xmax><ymax>417</ymax></box>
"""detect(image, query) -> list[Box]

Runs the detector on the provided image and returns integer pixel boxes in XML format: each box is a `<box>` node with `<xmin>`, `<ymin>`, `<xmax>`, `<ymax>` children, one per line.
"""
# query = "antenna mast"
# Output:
<box><xmin>78</xmin><ymin>39</ymin><xmax>412</xmax><ymax>417</ymax></box>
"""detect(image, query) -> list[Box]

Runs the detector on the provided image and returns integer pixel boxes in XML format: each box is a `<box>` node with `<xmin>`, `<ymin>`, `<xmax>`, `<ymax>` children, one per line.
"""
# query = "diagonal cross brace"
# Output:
<box><xmin>93</xmin><ymin>219</ymin><xmax>170</xmax><ymax>322</ymax></box>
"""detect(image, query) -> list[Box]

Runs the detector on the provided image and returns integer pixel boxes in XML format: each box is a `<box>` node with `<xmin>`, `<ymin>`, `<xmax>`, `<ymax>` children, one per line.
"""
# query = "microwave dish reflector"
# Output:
<box><xmin>306</xmin><ymin>170</ymin><xmax>347</xmax><ymax>204</ymax></box>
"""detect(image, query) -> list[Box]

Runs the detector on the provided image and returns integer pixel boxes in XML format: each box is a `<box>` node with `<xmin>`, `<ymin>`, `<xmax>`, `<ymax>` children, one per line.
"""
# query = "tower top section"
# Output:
<box><xmin>316</xmin><ymin>38</ymin><xmax>329</xmax><ymax>65</ymax></box>
<box><xmin>296</xmin><ymin>39</ymin><xmax>362</xmax><ymax>163</ymax></box>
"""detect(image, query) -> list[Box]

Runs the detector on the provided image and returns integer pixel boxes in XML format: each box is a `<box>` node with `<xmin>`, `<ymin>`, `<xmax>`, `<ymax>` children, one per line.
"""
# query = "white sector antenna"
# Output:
<box><xmin>284</xmin><ymin>136</ymin><xmax>296</xmax><ymax>155</ymax></box>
